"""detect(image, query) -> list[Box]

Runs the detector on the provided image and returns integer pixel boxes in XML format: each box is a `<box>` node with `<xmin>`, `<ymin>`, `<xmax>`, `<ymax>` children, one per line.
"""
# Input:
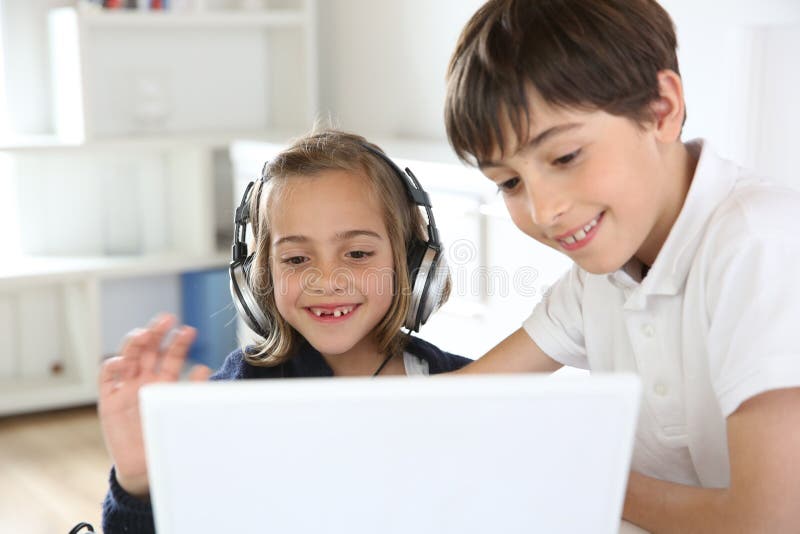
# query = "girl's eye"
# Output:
<box><xmin>497</xmin><ymin>177</ymin><xmax>521</xmax><ymax>194</ymax></box>
<box><xmin>283</xmin><ymin>256</ymin><xmax>307</xmax><ymax>265</ymax></box>
<box><xmin>553</xmin><ymin>149</ymin><xmax>581</xmax><ymax>166</ymax></box>
<box><xmin>347</xmin><ymin>250</ymin><xmax>375</xmax><ymax>260</ymax></box>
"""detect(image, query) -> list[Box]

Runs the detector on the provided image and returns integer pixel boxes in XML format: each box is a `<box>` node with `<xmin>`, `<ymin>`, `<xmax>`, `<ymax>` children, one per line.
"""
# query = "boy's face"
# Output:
<box><xmin>269</xmin><ymin>169</ymin><xmax>395</xmax><ymax>359</ymax></box>
<box><xmin>479</xmin><ymin>91</ymin><xmax>676</xmax><ymax>274</ymax></box>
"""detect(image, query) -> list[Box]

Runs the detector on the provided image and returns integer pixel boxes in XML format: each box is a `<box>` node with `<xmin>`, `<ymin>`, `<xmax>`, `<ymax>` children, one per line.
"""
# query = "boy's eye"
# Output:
<box><xmin>497</xmin><ymin>177</ymin><xmax>521</xmax><ymax>193</ymax></box>
<box><xmin>553</xmin><ymin>149</ymin><xmax>581</xmax><ymax>166</ymax></box>
<box><xmin>347</xmin><ymin>250</ymin><xmax>375</xmax><ymax>260</ymax></box>
<box><xmin>283</xmin><ymin>256</ymin><xmax>307</xmax><ymax>265</ymax></box>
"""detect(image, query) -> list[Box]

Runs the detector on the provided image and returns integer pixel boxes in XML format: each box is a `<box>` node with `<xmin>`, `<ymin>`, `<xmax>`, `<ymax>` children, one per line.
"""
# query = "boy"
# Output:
<box><xmin>445</xmin><ymin>0</ymin><xmax>800</xmax><ymax>532</ymax></box>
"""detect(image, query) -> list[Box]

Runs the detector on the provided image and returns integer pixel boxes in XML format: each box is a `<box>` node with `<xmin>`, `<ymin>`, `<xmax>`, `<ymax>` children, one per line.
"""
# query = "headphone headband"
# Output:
<box><xmin>360</xmin><ymin>144</ymin><xmax>441</xmax><ymax>247</ymax></box>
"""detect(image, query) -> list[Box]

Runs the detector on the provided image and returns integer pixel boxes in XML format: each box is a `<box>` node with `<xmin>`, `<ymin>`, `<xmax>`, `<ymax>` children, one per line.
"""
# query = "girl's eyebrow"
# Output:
<box><xmin>335</xmin><ymin>230</ymin><xmax>383</xmax><ymax>241</ymax></box>
<box><xmin>273</xmin><ymin>230</ymin><xmax>382</xmax><ymax>247</ymax></box>
<box><xmin>273</xmin><ymin>235</ymin><xmax>309</xmax><ymax>247</ymax></box>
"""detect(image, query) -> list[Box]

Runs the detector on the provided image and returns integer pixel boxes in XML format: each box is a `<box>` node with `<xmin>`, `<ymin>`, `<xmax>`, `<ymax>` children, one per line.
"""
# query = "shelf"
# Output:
<box><xmin>0</xmin><ymin>252</ymin><xmax>230</xmax><ymax>289</ymax></box>
<box><xmin>0</xmin><ymin>129</ymin><xmax>302</xmax><ymax>153</ymax></box>
<box><xmin>78</xmin><ymin>7</ymin><xmax>306</xmax><ymax>29</ymax></box>
<box><xmin>0</xmin><ymin>0</ymin><xmax>318</xmax><ymax>416</ymax></box>
<box><xmin>0</xmin><ymin>380</ymin><xmax>97</xmax><ymax>417</ymax></box>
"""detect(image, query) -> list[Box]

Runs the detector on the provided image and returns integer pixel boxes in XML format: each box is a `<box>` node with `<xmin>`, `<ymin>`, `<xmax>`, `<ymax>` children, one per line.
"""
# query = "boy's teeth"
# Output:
<box><xmin>333</xmin><ymin>310</ymin><xmax>342</xmax><ymax>318</ymax></box>
<box><xmin>563</xmin><ymin>215</ymin><xmax>600</xmax><ymax>245</ymax></box>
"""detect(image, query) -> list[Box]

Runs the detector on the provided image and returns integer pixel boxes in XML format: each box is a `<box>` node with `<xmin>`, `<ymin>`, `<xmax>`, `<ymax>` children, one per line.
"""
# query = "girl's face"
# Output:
<box><xmin>269</xmin><ymin>169</ymin><xmax>395</xmax><ymax>359</ymax></box>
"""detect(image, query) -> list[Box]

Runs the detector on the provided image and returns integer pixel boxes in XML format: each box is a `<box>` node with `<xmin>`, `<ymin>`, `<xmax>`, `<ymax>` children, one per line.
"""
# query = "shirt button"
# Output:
<box><xmin>641</xmin><ymin>324</ymin><xmax>655</xmax><ymax>338</ymax></box>
<box><xmin>654</xmin><ymin>383</ymin><xmax>668</xmax><ymax>396</ymax></box>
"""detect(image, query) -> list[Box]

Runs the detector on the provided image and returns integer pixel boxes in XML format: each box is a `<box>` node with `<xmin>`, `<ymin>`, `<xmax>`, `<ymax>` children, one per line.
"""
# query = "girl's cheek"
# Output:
<box><xmin>272</xmin><ymin>269</ymin><xmax>301</xmax><ymax>298</ymax></box>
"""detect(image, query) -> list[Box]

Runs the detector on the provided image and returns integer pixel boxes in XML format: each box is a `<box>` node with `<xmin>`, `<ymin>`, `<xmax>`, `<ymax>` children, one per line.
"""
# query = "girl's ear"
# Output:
<box><xmin>651</xmin><ymin>69</ymin><xmax>686</xmax><ymax>143</ymax></box>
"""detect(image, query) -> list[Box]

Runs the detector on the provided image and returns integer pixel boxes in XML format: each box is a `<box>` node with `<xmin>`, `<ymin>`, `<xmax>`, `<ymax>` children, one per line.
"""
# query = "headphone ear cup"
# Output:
<box><xmin>420</xmin><ymin>252</ymin><xmax>448</xmax><ymax>320</ymax></box>
<box><xmin>406</xmin><ymin>239</ymin><xmax>428</xmax><ymax>281</ymax></box>
<box><xmin>405</xmin><ymin>240</ymin><xmax>446</xmax><ymax>331</ymax></box>
<box><xmin>229</xmin><ymin>254</ymin><xmax>271</xmax><ymax>338</ymax></box>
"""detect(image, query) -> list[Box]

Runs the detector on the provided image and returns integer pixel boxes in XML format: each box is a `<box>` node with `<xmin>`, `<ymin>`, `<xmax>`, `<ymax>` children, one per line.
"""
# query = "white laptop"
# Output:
<box><xmin>140</xmin><ymin>374</ymin><xmax>641</xmax><ymax>534</ymax></box>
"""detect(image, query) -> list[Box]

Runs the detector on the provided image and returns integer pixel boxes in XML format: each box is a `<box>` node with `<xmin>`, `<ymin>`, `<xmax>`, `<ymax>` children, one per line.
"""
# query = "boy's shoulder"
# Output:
<box><xmin>680</xmin><ymin>142</ymin><xmax>800</xmax><ymax>264</ymax></box>
<box><xmin>703</xmin><ymin>176</ymin><xmax>800</xmax><ymax>252</ymax></box>
<box><xmin>691</xmin><ymin>174</ymin><xmax>800</xmax><ymax>295</ymax></box>
<box><xmin>406</xmin><ymin>335</ymin><xmax>473</xmax><ymax>373</ymax></box>
<box><xmin>713</xmin><ymin>178</ymin><xmax>800</xmax><ymax>232</ymax></box>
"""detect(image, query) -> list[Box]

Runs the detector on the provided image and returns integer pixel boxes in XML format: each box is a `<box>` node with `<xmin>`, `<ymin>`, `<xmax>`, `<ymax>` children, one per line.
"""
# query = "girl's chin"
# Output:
<box><xmin>301</xmin><ymin>334</ymin><xmax>362</xmax><ymax>357</ymax></box>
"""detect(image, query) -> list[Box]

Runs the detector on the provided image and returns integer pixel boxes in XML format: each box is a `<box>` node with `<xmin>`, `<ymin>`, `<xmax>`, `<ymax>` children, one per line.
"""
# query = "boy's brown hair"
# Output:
<box><xmin>445</xmin><ymin>0</ymin><xmax>681</xmax><ymax>164</ymax></box>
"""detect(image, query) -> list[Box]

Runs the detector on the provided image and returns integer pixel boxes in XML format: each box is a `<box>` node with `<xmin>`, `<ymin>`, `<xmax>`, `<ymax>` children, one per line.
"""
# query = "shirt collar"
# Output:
<box><xmin>609</xmin><ymin>140</ymin><xmax>741</xmax><ymax>308</ymax></box>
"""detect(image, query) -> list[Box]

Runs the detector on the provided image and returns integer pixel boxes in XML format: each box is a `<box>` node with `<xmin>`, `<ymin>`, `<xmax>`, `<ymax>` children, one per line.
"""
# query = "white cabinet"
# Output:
<box><xmin>0</xmin><ymin>0</ymin><xmax>318</xmax><ymax>416</ymax></box>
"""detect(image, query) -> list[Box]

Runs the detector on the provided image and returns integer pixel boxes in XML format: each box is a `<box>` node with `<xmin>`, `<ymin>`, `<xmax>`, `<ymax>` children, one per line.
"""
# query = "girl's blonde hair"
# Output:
<box><xmin>244</xmin><ymin>129</ymin><xmax>451</xmax><ymax>366</ymax></box>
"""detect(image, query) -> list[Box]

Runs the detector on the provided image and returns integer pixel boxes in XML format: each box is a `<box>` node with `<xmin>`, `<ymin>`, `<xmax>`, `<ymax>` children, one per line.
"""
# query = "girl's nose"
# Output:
<box><xmin>303</xmin><ymin>263</ymin><xmax>352</xmax><ymax>296</ymax></box>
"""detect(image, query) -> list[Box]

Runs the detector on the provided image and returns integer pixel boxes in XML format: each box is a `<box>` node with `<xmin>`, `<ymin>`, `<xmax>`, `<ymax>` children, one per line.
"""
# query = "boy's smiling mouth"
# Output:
<box><xmin>554</xmin><ymin>212</ymin><xmax>605</xmax><ymax>251</ymax></box>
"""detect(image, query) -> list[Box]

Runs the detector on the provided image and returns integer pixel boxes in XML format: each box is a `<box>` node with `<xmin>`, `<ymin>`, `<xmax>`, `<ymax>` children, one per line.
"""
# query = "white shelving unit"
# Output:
<box><xmin>0</xmin><ymin>0</ymin><xmax>318</xmax><ymax>416</ymax></box>
<box><xmin>49</xmin><ymin>0</ymin><xmax>318</xmax><ymax>142</ymax></box>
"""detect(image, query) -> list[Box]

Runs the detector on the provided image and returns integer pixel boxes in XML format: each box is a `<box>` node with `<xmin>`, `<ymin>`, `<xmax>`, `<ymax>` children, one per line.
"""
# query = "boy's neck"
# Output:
<box><xmin>635</xmin><ymin>139</ymin><xmax>701</xmax><ymax>268</ymax></box>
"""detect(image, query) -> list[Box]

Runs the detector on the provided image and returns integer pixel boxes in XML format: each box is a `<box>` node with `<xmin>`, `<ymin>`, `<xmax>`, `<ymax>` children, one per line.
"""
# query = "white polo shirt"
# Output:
<box><xmin>523</xmin><ymin>141</ymin><xmax>800</xmax><ymax>488</ymax></box>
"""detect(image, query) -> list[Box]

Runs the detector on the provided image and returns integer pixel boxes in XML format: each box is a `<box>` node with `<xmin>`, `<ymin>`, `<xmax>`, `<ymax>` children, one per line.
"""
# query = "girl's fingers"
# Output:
<box><xmin>117</xmin><ymin>327</ymin><xmax>146</xmax><ymax>356</ymax></box>
<box><xmin>114</xmin><ymin>328</ymin><xmax>149</xmax><ymax>378</ymax></box>
<box><xmin>98</xmin><ymin>356</ymin><xmax>135</xmax><ymax>395</ymax></box>
<box><xmin>158</xmin><ymin>326</ymin><xmax>197</xmax><ymax>379</ymax></box>
<box><xmin>188</xmin><ymin>364</ymin><xmax>213</xmax><ymax>382</ymax></box>
<box><xmin>140</xmin><ymin>314</ymin><xmax>177</xmax><ymax>375</ymax></box>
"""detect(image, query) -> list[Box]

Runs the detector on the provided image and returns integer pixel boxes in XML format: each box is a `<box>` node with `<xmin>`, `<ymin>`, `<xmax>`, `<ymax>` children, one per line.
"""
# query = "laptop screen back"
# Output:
<box><xmin>141</xmin><ymin>374</ymin><xmax>640</xmax><ymax>534</ymax></box>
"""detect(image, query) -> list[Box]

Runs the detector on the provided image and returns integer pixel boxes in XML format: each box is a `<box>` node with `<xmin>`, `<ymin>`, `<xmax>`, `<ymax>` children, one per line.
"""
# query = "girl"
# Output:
<box><xmin>98</xmin><ymin>129</ymin><xmax>470</xmax><ymax>534</ymax></box>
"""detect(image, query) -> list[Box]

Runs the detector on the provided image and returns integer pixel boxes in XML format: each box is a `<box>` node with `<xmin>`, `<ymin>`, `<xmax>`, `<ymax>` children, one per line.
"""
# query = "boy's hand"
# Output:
<box><xmin>97</xmin><ymin>314</ymin><xmax>212</xmax><ymax>498</ymax></box>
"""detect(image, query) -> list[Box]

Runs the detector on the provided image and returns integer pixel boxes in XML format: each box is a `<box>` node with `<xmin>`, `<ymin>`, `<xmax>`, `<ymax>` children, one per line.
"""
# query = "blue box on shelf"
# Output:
<box><xmin>181</xmin><ymin>267</ymin><xmax>238</xmax><ymax>371</ymax></box>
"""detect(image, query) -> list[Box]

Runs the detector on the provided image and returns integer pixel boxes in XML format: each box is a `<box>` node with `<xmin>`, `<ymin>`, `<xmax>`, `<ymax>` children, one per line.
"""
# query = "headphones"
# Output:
<box><xmin>229</xmin><ymin>143</ymin><xmax>447</xmax><ymax>335</ymax></box>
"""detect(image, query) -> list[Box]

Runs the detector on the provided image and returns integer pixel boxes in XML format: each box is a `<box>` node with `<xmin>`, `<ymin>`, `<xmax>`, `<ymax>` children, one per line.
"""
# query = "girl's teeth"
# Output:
<box><xmin>564</xmin><ymin>235</ymin><xmax>577</xmax><ymax>245</ymax></box>
<box><xmin>574</xmin><ymin>229</ymin><xmax>587</xmax><ymax>241</ymax></box>
<box><xmin>310</xmin><ymin>306</ymin><xmax>354</xmax><ymax>317</ymax></box>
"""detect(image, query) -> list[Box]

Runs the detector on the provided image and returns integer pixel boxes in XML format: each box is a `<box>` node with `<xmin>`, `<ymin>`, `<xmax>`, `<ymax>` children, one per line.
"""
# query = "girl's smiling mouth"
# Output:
<box><xmin>305</xmin><ymin>304</ymin><xmax>361</xmax><ymax>322</ymax></box>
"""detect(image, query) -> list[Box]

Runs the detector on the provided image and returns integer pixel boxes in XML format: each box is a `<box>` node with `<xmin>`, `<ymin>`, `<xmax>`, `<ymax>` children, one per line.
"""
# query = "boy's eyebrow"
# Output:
<box><xmin>478</xmin><ymin>122</ymin><xmax>582</xmax><ymax>169</ymax></box>
<box><xmin>273</xmin><ymin>230</ymin><xmax>382</xmax><ymax>247</ymax></box>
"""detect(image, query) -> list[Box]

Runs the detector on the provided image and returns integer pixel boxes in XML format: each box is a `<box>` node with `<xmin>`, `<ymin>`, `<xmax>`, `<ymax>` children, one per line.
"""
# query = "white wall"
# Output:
<box><xmin>316</xmin><ymin>0</ymin><xmax>484</xmax><ymax>141</ymax></box>
<box><xmin>661</xmin><ymin>0</ymin><xmax>800</xmax><ymax>186</ymax></box>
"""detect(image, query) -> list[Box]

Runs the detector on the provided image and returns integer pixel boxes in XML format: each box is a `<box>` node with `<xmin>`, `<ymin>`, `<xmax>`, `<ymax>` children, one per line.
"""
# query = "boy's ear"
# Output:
<box><xmin>651</xmin><ymin>69</ymin><xmax>685</xmax><ymax>143</ymax></box>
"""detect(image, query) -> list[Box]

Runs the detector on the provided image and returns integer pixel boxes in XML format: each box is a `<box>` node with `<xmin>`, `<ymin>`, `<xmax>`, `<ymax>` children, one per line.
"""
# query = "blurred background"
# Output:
<box><xmin>0</xmin><ymin>0</ymin><xmax>798</xmax><ymax>531</ymax></box>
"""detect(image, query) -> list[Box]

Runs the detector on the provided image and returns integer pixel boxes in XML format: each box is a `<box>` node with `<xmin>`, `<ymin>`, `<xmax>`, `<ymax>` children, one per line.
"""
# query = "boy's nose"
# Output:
<box><xmin>526</xmin><ymin>185</ymin><xmax>569</xmax><ymax>228</ymax></box>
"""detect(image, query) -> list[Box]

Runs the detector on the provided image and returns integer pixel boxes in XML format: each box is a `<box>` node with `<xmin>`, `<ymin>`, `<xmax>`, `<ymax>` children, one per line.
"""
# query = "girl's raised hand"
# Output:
<box><xmin>97</xmin><ymin>314</ymin><xmax>212</xmax><ymax>497</ymax></box>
